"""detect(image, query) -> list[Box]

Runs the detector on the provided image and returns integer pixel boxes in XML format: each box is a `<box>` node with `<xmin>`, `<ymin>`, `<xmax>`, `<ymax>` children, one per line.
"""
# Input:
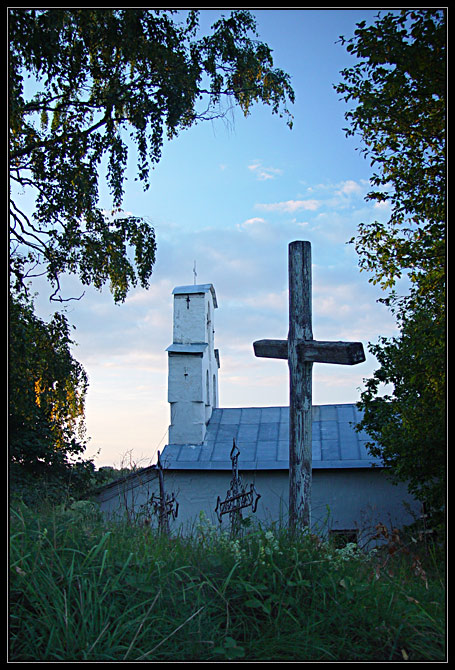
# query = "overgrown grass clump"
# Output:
<box><xmin>9</xmin><ymin>501</ymin><xmax>446</xmax><ymax>661</ymax></box>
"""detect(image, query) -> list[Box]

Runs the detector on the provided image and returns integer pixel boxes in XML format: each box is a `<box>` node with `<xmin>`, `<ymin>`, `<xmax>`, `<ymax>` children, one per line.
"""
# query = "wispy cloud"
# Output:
<box><xmin>242</xmin><ymin>289</ymin><xmax>288</xmax><ymax>312</ymax></box>
<box><xmin>237</xmin><ymin>217</ymin><xmax>267</xmax><ymax>229</ymax></box>
<box><xmin>305</xmin><ymin>179</ymin><xmax>367</xmax><ymax>197</ymax></box>
<box><xmin>335</xmin><ymin>179</ymin><xmax>364</xmax><ymax>196</ymax></box>
<box><xmin>248</xmin><ymin>161</ymin><xmax>283</xmax><ymax>181</ymax></box>
<box><xmin>255</xmin><ymin>199</ymin><xmax>321</xmax><ymax>213</ymax></box>
<box><xmin>373</xmin><ymin>199</ymin><xmax>391</xmax><ymax>210</ymax></box>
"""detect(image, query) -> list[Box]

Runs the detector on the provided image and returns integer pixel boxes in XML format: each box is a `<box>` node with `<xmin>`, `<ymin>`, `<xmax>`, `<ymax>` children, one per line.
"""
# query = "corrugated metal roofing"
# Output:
<box><xmin>160</xmin><ymin>403</ymin><xmax>381</xmax><ymax>471</ymax></box>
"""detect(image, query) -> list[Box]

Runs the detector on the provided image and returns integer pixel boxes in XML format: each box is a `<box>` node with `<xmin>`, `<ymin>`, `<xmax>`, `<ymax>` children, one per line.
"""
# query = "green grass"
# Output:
<box><xmin>9</xmin><ymin>501</ymin><xmax>446</xmax><ymax>661</ymax></box>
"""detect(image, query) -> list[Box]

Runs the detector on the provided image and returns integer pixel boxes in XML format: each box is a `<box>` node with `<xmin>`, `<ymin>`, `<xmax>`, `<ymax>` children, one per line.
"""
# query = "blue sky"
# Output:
<box><xmin>31</xmin><ymin>9</ymin><xmax>402</xmax><ymax>469</ymax></box>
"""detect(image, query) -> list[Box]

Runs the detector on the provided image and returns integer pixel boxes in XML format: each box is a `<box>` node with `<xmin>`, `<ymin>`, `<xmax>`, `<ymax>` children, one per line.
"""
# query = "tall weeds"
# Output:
<box><xmin>9</xmin><ymin>502</ymin><xmax>446</xmax><ymax>661</ymax></box>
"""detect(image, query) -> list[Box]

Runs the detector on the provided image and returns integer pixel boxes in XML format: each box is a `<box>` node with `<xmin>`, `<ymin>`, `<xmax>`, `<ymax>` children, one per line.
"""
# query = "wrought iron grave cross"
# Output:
<box><xmin>253</xmin><ymin>241</ymin><xmax>365</xmax><ymax>533</ymax></box>
<box><xmin>215</xmin><ymin>440</ymin><xmax>261</xmax><ymax>536</ymax></box>
<box><xmin>143</xmin><ymin>450</ymin><xmax>179</xmax><ymax>534</ymax></box>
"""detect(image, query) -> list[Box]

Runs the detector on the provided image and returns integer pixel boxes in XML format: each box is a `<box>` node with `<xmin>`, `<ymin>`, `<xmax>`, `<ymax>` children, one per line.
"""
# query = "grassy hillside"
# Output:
<box><xmin>9</xmin><ymin>500</ymin><xmax>446</xmax><ymax>661</ymax></box>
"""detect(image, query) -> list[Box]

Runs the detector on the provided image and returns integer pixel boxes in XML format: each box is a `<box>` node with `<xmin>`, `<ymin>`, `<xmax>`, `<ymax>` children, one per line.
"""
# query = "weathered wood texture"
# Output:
<box><xmin>288</xmin><ymin>241</ymin><xmax>313</xmax><ymax>532</ymax></box>
<box><xmin>253</xmin><ymin>339</ymin><xmax>365</xmax><ymax>365</ymax></box>
<box><xmin>253</xmin><ymin>241</ymin><xmax>366</xmax><ymax>534</ymax></box>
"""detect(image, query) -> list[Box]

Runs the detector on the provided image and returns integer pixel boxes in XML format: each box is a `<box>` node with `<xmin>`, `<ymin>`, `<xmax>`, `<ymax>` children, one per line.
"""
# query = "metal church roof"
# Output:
<box><xmin>160</xmin><ymin>403</ymin><xmax>382</xmax><ymax>471</ymax></box>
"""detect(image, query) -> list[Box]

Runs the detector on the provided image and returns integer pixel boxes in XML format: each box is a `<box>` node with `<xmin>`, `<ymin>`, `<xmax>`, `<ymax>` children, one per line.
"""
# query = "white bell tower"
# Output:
<box><xmin>166</xmin><ymin>284</ymin><xmax>220</xmax><ymax>445</ymax></box>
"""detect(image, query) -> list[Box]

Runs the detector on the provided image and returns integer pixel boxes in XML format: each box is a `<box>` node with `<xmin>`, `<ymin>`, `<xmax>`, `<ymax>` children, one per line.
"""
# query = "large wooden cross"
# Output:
<box><xmin>253</xmin><ymin>241</ymin><xmax>365</xmax><ymax>533</ymax></box>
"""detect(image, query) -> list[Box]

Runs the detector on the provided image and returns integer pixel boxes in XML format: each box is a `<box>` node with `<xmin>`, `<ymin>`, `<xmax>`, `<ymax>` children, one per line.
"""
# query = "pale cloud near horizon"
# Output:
<box><xmin>98</xmin><ymin>350</ymin><xmax>167</xmax><ymax>372</ymax></box>
<box><xmin>241</xmin><ymin>289</ymin><xmax>288</xmax><ymax>312</ymax></box>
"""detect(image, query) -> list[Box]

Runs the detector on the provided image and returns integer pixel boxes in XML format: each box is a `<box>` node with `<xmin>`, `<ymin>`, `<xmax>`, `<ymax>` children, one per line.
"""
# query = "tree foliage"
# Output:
<box><xmin>335</xmin><ymin>9</ymin><xmax>445</xmax><ymax>294</ymax></box>
<box><xmin>336</xmin><ymin>10</ymin><xmax>446</xmax><ymax>526</ymax></box>
<box><xmin>359</xmin><ymin>303</ymin><xmax>446</xmax><ymax>525</ymax></box>
<box><xmin>9</xmin><ymin>294</ymin><xmax>93</xmax><ymax>499</ymax></box>
<box><xmin>9</xmin><ymin>8</ymin><xmax>294</xmax><ymax>302</ymax></box>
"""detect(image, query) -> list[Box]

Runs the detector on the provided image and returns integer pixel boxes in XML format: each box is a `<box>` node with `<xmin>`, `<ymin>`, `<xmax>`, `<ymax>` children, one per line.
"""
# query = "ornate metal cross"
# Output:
<box><xmin>253</xmin><ymin>241</ymin><xmax>365</xmax><ymax>533</ymax></box>
<box><xmin>215</xmin><ymin>440</ymin><xmax>261</xmax><ymax>535</ymax></box>
<box><xmin>143</xmin><ymin>450</ymin><xmax>179</xmax><ymax>534</ymax></box>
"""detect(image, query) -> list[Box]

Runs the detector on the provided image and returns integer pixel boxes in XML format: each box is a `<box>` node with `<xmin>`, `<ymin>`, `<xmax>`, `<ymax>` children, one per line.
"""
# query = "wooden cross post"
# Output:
<box><xmin>253</xmin><ymin>241</ymin><xmax>365</xmax><ymax>533</ymax></box>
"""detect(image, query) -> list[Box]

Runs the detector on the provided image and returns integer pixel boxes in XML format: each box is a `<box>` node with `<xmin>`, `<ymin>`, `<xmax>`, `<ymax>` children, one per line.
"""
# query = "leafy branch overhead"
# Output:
<box><xmin>335</xmin><ymin>9</ymin><xmax>445</xmax><ymax>293</ymax></box>
<box><xmin>9</xmin><ymin>9</ymin><xmax>294</xmax><ymax>301</ymax></box>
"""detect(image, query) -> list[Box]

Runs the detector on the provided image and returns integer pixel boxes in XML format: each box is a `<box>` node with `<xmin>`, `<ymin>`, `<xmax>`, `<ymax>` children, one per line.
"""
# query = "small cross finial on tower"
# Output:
<box><xmin>193</xmin><ymin>261</ymin><xmax>197</xmax><ymax>285</ymax></box>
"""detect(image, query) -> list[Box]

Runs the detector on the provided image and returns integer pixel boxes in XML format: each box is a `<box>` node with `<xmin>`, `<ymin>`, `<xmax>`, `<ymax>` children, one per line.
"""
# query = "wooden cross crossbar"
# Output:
<box><xmin>253</xmin><ymin>241</ymin><xmax>366</xmax><ymax>533</ymax></box>
<box><xmin>253</xmin><ymin>339</ymin><xmax>365</xmax><ymax>365</ymax></box>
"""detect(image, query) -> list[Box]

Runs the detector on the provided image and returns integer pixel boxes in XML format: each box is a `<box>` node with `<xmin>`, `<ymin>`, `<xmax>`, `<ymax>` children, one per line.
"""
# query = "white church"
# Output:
<box><xmin>97</xmin><ymin>282</ymin><xmax>420</xmax><ymax>544</ymax></box>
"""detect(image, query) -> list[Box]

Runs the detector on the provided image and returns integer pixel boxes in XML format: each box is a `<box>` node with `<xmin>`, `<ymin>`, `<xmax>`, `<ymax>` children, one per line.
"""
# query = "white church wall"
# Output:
<box><xmin>173</xmin><ymin>292</ymin><xmax>207</xmax><ymax>344</ymax></box>
<box><xmin>168</xmin><ymin>351</ymin><xmax>206</xmax><ymax>444</ymax></box>
<box><xmin>97</xmin><ymin>466</ymin><xmax>421</xmax><ymax>545</ymax></box>
<box><xmin>168</xmin><ymin>353</ymin><xmax>204</xmax><ymax>402</ymax></box>
<box><xmin>311</xmin><ymin>469</ymin><xmax>421</xmax><ymax>543</ymax></box>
